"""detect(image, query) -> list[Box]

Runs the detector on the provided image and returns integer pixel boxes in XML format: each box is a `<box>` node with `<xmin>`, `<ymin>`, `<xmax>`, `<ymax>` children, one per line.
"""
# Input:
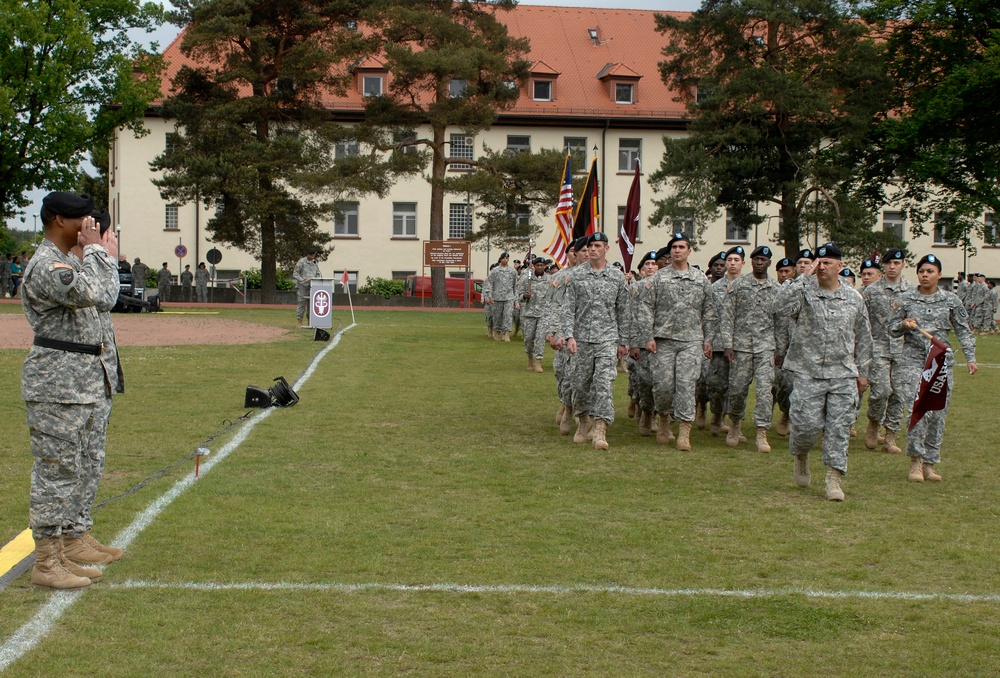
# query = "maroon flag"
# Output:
<box><xmin>618</xmin><ymin>159</ymin><xmax>641</xmax><ymax>271</ymax></box>
<box><xmin>572</xmin><ymin>156</ymin><xmax>600</xmax><ymax>239</ymax></box>
<box><xmin>871</xmin><ymin>247</ymin><xmax>881</xmax><ymax>267</ymax></box>
<box><xmin>908</xmin><ymin>334</ymin><xmax>950</xmax><ymax>430</ymax></box>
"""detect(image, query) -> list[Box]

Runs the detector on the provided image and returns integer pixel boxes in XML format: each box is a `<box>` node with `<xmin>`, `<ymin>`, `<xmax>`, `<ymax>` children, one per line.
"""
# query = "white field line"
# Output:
<box><xmin>0</xmin><ymin>324</ymin><xmax>356</xmax><ymax>674</ymax></box>
<box><xmin>105</xmin><ymin>579</ymin><xmax>1000</xmax><ymax>603</ymax></box>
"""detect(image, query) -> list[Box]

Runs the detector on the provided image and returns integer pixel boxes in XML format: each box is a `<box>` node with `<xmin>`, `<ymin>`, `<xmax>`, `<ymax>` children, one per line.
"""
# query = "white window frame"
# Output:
<box><xmin>392</xmin><ymin>202</ymin><xmax>417</xmax><ymax>238</ymax></box>
<box><xmin>449</xmin><ymin>78</ymin><xmax>467</xmax><ymax>98</ymax></box>
<box><xmin>362</xmin><ymin>75</ymin><xmax>383</xmax><ymax>97</ymax></box>
<box><xmin>449</xmin><ymin>134</ymin><xmax>474</xmax><ymax>170</ymax></box>
<box><xmin>506</xmin><ymin>135</ymin><xmax>530</xmax><ymax>154</ymax></box>
<box><xmin>883</xmin><ymin>210</ymin><xmax>905</xmax><ymax>241</ymax></box>
<box><xmin>725</xmin><ymin>209</ymin><xmax>750</xmax><ymax>243</ymax></box>
<box><xmin>335</xmin><ymin>140</ymin><xmax>359</xmax><ymax>159</ymax></box>
<box><xmin>618</xmin><ymin>139</ymin><xmax>641</xmax><ymax>172</ymax></box>
<box><xmin>532</xmin><ymin>80</ymin><xmax>552</xmax><ymax>101</ymax></box>
<box><xmin>164</xmin><ymin>204</ymin><xmax>179</xmax><ymax>231</ymax></box>
<box><xmin>335</xmin><ymin>202</ymin><xmax>359</xmax><ymax>237</ymax></box>
<box><xmin>449</xmin><ymin>202</ymin><xmax>473</xmax><ymax>239</ymax></box>
<box><xmin>672</xmin><ymin>208</ymin><xmax>695</xmax><ymax>241</ymax></box>
<box><xmin>933</xmin><ymin>212</ymin><xmax>953</xmax><ymax>246</ymax></box>
<box><xmin>615</xmin><ymin>82</ymin><xmax>634</xmax><ymax>104</ymax></box>
<box><xmin>564</xmin><ymin>136</ymin><xmax>588</xmax><ymax>174</ymax></box>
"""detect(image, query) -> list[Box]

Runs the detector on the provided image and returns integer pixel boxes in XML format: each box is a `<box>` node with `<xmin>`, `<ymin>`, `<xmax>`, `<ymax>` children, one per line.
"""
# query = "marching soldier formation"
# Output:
<box><xmin>492</xmin><ymin>232</ymin><xmax>984</xmax><ymax>503</ymax></box>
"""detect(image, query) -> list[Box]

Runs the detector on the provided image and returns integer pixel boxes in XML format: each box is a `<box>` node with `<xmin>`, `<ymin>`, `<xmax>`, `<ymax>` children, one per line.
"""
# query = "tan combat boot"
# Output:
<box><xmin>559</xmin><ymin>407</ymin><xmax>574</xmax><ymax>436</ymax></box>
<box><xmin>502</xmin><ymin>332</ymin><xmax>510</xmax><ymax>342</ymax></box>
<box><xmin>638</xmin><ymin>410</ymin><xmax>652</xmax><ymax>437</ymax></box>
<box><xmin>556</xmin><ymin>403</ymin><xmax>567</xmax><ymax>426</ymax></box>
<box><xmin>527</xmin><ymin>356</ymin><xmax>536</xmax><ymax>371</ymax></box>
<box><xmin>573</xmin><ymin>415</ymin><xmax>593</xmax><ymax>444</ymax></box>
<box><xmin>825</xmin><ymin>467</ymin><xmax>845</xmax><ymax>501</ymax></box>
<box><xmin>908</xmin><ymin>456</ymin><xmax>924</xmax><ymax>482</ymax></box>
<box><xmin>493</xmin><ymin>330</ymin><xmax>501</xmax><ymax>341</ymax></box>
<box><xmin>695</xmin><ymin>402</ymin><xmax>706</xmax><ymax>429</ymax></box>
<box><xmin>883</xmin><ymin>428</ymin><xmax>902</xmax><ymax>455</ymax></box>
<box><xmin>592</xmin><ymin>419</ymin><xmax>610</xmax><ymax>450</ymax></box>
<box><xmin>756</xmin><ymin>427</ymin><xmax>771</xmax><ymax>453</ymax></box>
<box><xmin>776</xmin><ymin>411</ymin><xmax>791</xmax><ymax>436</ymax></box>
<box><xmin>627</xmin><ymin>398</ymin><xmax>637</xmax><ymax>419</ymax></box>
<box><xmin>656</xmin><ymin>413</ymin><xmax>674</xmax><ymax>445</ymax></box>
<box><xmin>676</xmin><ymin>421</ymin><xmax>692</xmax><ymax>451</ymax></box>
<box><xmin>533</xmin><ymin>357</ymin><xmax>543</xmax><ymax>373</ymax></box>
<box><xmin>850</xmin><ymin>424</ymin><xmax>858</xmax><ymax>438</ymax></box>
<box><xmin>726</xmin><ymin>418</ymin><xmax>742</xmax><ymax>448</ymax></box>
<box><xmin>923</xmin><ymin>462</ymin><xmax>942</xmax><ymax>482</ymax></box>
<box><xmin>709</xmin><ymin>410</ymin><xmax>724</xmax><ymax>437</ymax></box>
<box><xmin>793</xmin><ymin>454</ymin><xmax>810</xmax><ymax>488</ymax></box>
<box><xmin>864</xmin><ymin>418</ymin><xmax>880</xmax><ymax>450</ymax></box>
<box><xmin>82</xmin><ymin>531</ymin><xmax>124</xmax><ymax>562</ymax></box>
<box><xmin>30</xmin><ymin>538</ymin><xmax>91</xmax><ymax>590</ymax></box>
<box><xmin>63</xmin><ymin>534</ymin><xmax>115</xmax><ymax>565</ymax></box>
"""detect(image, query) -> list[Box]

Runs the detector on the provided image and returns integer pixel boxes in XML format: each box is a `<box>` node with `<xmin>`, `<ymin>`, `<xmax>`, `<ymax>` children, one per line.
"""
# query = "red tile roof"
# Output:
<box><xmin>155</xmin><ymin>5</ymin><xmax>692</xmax><ymax>122</ymax></box>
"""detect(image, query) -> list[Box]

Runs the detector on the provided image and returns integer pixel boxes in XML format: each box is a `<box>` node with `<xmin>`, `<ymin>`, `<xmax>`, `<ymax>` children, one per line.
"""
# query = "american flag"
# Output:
<box><xmin>543</xmin><ymin>153</ymin><xmax>574</xmax><ymax>267</ymax></box>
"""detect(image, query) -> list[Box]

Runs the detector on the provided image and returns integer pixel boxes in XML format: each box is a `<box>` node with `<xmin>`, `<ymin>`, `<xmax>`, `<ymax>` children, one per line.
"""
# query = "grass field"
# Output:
<box><xmin>2</xmin><ymin>304</ymin><xmax>1000</xmax><ymax>675</ymax></box>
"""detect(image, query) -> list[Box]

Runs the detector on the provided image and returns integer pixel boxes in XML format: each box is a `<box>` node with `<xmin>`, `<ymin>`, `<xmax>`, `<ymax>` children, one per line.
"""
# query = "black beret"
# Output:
<box><xmin>725</xmin><ymin>245</ymin><xmax>745</xmax><ymax>260</ymax></box>
<box><xmin>750</xmin><ymin>245</ymin><xmax>772</xmax><ymax>259</ymax></box>
<box><xmin>572</xmin><ymin>237</ymin><xmax>589</xmax><ymax>252</ymax></box>
<box><xmin>884</xmin><ymin>247</ymin><xmax>904</xmax><ymax>261</ymax></box>
<box><xmin>708</xmin><ymin>250</ymin><xmax>727</xmax><ymax>267</ymax></box>
<box><xmin>589</xmin><ymin>232</ymin><xmax>609</xmax><ymax>244</ymax></box>
<box><xmin>667</xmin><ymin>232</ymin><xmax>691</xmax><ymax>251</ymax></box>
<box><xmin>796</xmin><ymin>248</ymin><xmax>816</xmax><ymax>262</ymax></box>
<box><xmin>499</xmin><ymin>251</ymin><xmax>510</xmax><ymax>260</ymax></box>
<box><xmin>306</xmin><ymin>248</ymin><xmax>317</xmax><ymax>255</ymax></box>
<box><xmin>860</xmin><ymin>259</ymin><xmax>881</xmax><ymax>272</ymax></box>
<box><xmin>612</xmin><ymin>261</ymin><xmax>623</xmax><ymax>269</ymax></box>
<box><xmin>839</xmin><ymin>267</ymin><xmax>856</xmax><ymax>279</ymax></box>
<box><xmin>917</xmin><ymin>253</ymin><xmax>943</xmax><ymax>272</ymax></box>
<box><xmin>816</xmin><ymin>243</ymin><xmax>842</xmax><ymax>259</ymax></box>
<box><xmin>42</xmin><ymin>192</ymin><xmax>94</xmax><ymax>219</ymax></box>
<box><xmin>775</xmin><ymin>257</ymin><xmax>795</xmax><ymax>270</ymax></box>
<box><xmin>637</xmin><ymin>250</ymin><xmax>658</xmax><ymax>268</ymax></box>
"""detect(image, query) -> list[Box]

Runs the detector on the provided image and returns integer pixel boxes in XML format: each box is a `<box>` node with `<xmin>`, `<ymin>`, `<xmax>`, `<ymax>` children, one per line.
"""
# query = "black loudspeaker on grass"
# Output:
<box><xmin>314</xmin><ymin>328</ymin><xmax>330</xmax><ymax>341</ymax></box>
<box><xmin>244</xmin><ymin>376</ymin><xmax>300</xmax><ymax>408</ymax></box>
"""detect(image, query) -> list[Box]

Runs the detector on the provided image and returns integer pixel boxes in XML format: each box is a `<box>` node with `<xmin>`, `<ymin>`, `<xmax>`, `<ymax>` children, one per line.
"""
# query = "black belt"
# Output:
<box><xmin>33</xmin><ymin>336</ymin><xmax>103</xmax><ymax>355</ymax></box>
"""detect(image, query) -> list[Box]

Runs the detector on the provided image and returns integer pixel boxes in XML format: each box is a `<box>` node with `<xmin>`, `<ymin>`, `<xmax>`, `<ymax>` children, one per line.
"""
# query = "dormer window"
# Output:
<box><xmin>363</xmin><ymin>75</ymin><xmax>383</xmax><ymax>97</ymax></box>
<box><xmin>615</xmin><ymin>83</ymin><xmax>634</xmax><ymax>104</ymax></box>
<box><xmin>449</xmin><ymin>79</ymin><xmax>468</xmax><ymax>98</ymax></box>
<box><xmin>597</xmin><ymin>63</ymin><xmax>641</xmax><ymax>106</ymax></box>
<box><xmin>533</xmin><ymin>80</ymin><xmax>552</xmax><ymax>101</ymax></box>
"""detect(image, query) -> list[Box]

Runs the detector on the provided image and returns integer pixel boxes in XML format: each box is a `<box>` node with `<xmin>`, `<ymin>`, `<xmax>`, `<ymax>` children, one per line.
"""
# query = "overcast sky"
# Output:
<box><xmin>8</xmin><ymin>0</ymin><xmax>703</xmax><ymax>232</ymax></box>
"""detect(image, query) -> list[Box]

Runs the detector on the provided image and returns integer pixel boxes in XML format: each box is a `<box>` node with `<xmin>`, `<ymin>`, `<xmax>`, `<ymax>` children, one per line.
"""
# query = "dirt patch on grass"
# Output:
<box><xmin>0</xmin><ymin>312</ymin><xmax>290</xmax><ymax>349</ymax></box>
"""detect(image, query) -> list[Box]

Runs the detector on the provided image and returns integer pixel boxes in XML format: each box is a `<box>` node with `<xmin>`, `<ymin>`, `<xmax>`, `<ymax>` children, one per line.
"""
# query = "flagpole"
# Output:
<box><xmin>346</xmin><ymin>281</ymin><xmax>355</xmax><ymax>325</ymax></box>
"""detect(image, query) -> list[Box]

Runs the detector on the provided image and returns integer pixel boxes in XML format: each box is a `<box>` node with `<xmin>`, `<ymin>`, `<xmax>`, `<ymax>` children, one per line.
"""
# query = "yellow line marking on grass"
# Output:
<box><xmin>0</xmin><ymin>324</ymin><xmax>356</xmax><ymax>673</ymax></box>
<box><xmin>0</xmin><ymin>531</ymin><xmax>33</xmax><ymax>576</ymax></box>
<box><xmin>108</xmin><ymin>579</ymin><xmax>1000</xmax><ymax>603</ymax></box>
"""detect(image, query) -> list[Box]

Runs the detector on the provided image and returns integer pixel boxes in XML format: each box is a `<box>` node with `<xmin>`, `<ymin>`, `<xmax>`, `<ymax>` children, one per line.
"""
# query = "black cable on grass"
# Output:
<box><xmin>93</xmin><ymin>319</ymin><xmax>345</xmax><ymax>512</ymax></box>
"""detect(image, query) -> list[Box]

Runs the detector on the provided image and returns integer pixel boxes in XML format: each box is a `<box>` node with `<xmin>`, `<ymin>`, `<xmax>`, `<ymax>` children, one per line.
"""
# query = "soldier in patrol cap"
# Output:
<box><xmin>293</xmin><ymin>248</ymin><xmax>322</xmax><ymax>327</ymax></box>
<box><xmin>22</xmin><ymin>192</ymin><xmax>121</xmax><ymax>589</ymax></box>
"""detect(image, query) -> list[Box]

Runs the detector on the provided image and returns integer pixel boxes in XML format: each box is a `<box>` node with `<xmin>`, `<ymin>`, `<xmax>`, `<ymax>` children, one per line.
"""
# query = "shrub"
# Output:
<box><xmin>358</xmin><ymin>276</ymin><xmax>405</xmax><ymax>297</ymax></box>
<box><xmin>238</xmin><ymin>268</ymin><xmax>297</xmax><ymax>291</ymax></box>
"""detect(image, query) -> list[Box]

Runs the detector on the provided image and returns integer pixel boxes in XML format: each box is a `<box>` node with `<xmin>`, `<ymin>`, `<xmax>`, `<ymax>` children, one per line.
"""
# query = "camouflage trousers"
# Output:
<box><xmin>521</xmin><ymin>316</ymin><xmax>545</xmax><ymax>358</ymax></box>
<box><xmin>650</xmin><ymin>339</ymin><xmax>702</xmax><ymax>422</ymax></box>
<box><xmin>571</xmin><ymin>340</ymin><xmax>618</xmax><ymax>424</ymax></box>
<box><xmin>899</xmin><ymin>356</ymin><xmax>954</xmax><ymax>465</ymax></box>
<box><xmin>485</xmin><ymin>304</ymin><xmax>494</xmax><ymax>332</ymax></box>
<box><xmin>696</xmin><ymin>357</ymin><xmax>710</xmax><ymax>406</ymax></box>
<box><xmin>627</xmin><ymin>351</ymin><xmax>655</xmax><ymax>412</ymax></box>
<box><xmin>296</xmin><ymin>286</ymin><xmax>310</xmax><ymax>321</ymax></box>
<box><xmin>866</xmin><ymin>354</ymin><xmax>908</xmax><ymax>429</ymax></box>
<box><xmin>27</xmin><ymin>397</ymin><xmax>112</xmax><ymax>540</ymax></box>
<box><xmin>773</xmin><ymin>365</ymin><xmax>792</xmax><ymax>415</ymax></box>
<box><xmin>492</xmin><ymin>300</ymin><xmax>514</xmax><ymax>333</ymax></box>
<box><xmin>788</xmin><ymin>375</ymin><xmax>859</xmax><ymax>474</ymax></box>
<box><xmin>553</xmin><ymin>348</ymin><xmax>573</xmax><ymax>407</ymax></box>
<box><xmin>197</xmin><ymin>283</ymin><xmax>208</xmax><ymax>302</ymax></box>
<box><xmin>705</xmin><ymin>353</ymin><xmax>730</xmax><ymax>414</ymax></box>
<box><xmin>727</xmin><ymin>350</ymin><xmax>774</xmax><ymax>427</ymax></box>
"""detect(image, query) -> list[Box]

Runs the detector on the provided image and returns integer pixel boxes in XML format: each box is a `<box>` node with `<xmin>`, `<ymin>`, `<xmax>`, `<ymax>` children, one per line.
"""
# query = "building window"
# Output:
<box><xmin>533</xmin><ymin>80</ymin><xmax>552</xmax><ymax>101</ymax></box>
<box><xmin>392</xmin><ymin>270</ymin><xmax>416</xmax><ymax>280</ymax></box>
<box><xmin>985</xmin><ymin>213</ymin><xmax>998</xmax><ymax>246</ymax></box>
<box><xmin>393</xmin><ymin>130</ymin><xmax>417</xmax><ymax>154</ymax></box>
<box><xmin>335</xmin><ymin>202</ymin><xmax>359</xmax><ymax>237</ymax></box>
<box><xmin>672</xmin><ymin>208</ymin><xmax>695</xmax><ymax>240</ymax></box>
<box><xmin>695</xmin><ymin>86</ymin><xmax>714</xmax><ymax>104</ymax></box>
<box><xmin>335</xmin><ymin>140</ymin><xmax>359</xmax><ymax>159</ymax></box>
<box><xmin>392</xmin><ymin>202</ymin><xmax>417</xmax><ymax>238</ymax></box>
<box><xmin>449</xmin><ymin>78</ymin><xmax>467</xmax><ymax>98</ymax></box>
<box><xmin>618</xmin><ymin>205</ymin><xmax>641</xmax><ymax>242</ymax></box>
<box><xmin>449</xmin><ymin>134</ymin><xmax>474</xmax><ymax>170</ymax></box>
<box><xmin>615</xmin><ymin>82</ymin><xmax>634</xmax><ymax>104</ymax></box>
<box><xmin>513</xmin><ymin>204</ymin><xmax>531</xmax><ymax>236</ymax></box>
<box><xmin>506</xmin><ymin>135</ymin><xmax>530</xmax><ymax>154</ymax></box>
<box><xmin>339</xmin><ymin>271</ymin><xmax>358</xmax><ymax>293</ymax></box>
<box><xmin>165</xmin><ymin>132</ymin><xmax>179</xmax><ymax>155</ymax></box>
<box><xmin>564</xmin><ymin>137</ymin><xmax>588</xmax><ymax>173</ymax></box>
<box><xmin>618</xmin><ymin>139</ymin><xmax>641</xmax><ymax>172</ymax></box>
<box><xmin>883</xmin><ymin>211</ymin><xmax>905</xmax><ymax>241</ymax></box>
<box><xmin>362</xmin><ymin>75</ymin><xmax>383</xmax><ymax>97</ymax></box>
<box><xmin>449</xmin><ymin>202</ymin><xmax>472</xmax><ymax>239</ymax></box>
<box><xmin>726</xmin><ymin>209</ymin><xmax>750</xmax><ymax>242</ymax></box>
<box><xmin>164</xmin><ymin>205</ymin><xmax>179</xmax><ymax>230</ymax></box>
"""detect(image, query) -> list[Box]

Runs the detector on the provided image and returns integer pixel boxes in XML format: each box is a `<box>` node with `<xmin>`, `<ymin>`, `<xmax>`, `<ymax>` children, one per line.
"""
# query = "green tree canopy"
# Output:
<box><xmin>652</xmin><ymin>0</ymin><xmax>891</xmax><ymax>258</ymax></box>
<box><xmin>0</xmin><ymin>0</ymin><xmax>163</xmax><ymax>222</ymax></box>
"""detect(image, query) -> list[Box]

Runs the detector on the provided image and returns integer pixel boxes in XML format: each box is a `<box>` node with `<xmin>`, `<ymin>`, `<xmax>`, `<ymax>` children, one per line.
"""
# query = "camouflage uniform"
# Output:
<box><xmin>626</xmin><ymin>278</ymin><xmax>655</xmax><ymax>414</ymax></box>
<box><xmin>989</xmin><ymin>287</ymin><xmax>999</xmax><ymax>332</ymax></box>
<box><xmin>862</xmin><ymin>277</ymin><xmax>913</xmax><ymax>429</ymax></box>
<box><xmin>195</xmin><ymin>266</ymin><xmax>210</xmax><ymax>302</ymax></box>
<box><xmin>541</xmin><ymin>265</ymin><xmax>576</xmax><ymax>410</ymax></box>
<box><xmin>704</xmin><ymin>277</ymin><xmax>735</xmax><ymax>417</ymax></box>
<box><xmin>563</xmin><ymin>262</ymin><xmax>628</xmax><ymax>424</ymax></box>
<box><xmin>773</xmin><ymin>299</ymin><xmax>794</xmax><ymax>417</ymax></box>
<box><xmin>955</xmin><ymin>278</ymin><xmax>968</xmax><ymax>304</ymax></box>
<box><xmin>775</xmin><ymin>275</ymin><xmax>873</xmax><ymax>474</ymax></box>
<box><xmin>487</xmin><ymin>264</ymin><xmax>518</xmax><ymax>334</ymax></box>
<box><xmin>180</xmin><ymin>268</ymin><xmax>194</xmax><ymax>301</ymax></box>
<box><xmin>156</xmin><ymin>266</ymin><xmax>172</xmax><ymax>301</ymax></box>
<box><xmin>481</xmin><ymin>275</ymin><xmax>494</xmax><ymax>335</ymax></box>
<box><xmin>518</xmin><ymin>268</ymin><xmax>549</xmax><ymax>360</ymax></box>
<box><xmin>721</xmin><ymin>274</ymin><xmax>779</xmax><ymax>427</ymax></box>
<box><xmin>1</xmin><ymin>255</ymin><xmax>11</xmax><ymax>296</ymax></box>
<box><xmin>131</xmin><ymin>261</ymin><xmax>151</xmax><ymax>293</ymax></box>
<box><xmin>636</xmin><ymin>266</ymin><xmax>715</xmax><ymax>422</ymax></box>
<box><xmin>891</xmin><ymin>288</ymin><xmax>975</xmax><ymax>465</ymax></box>
<box><xmin>21</xmin><ymin>239</ymin><xmax>119</xmax><ymax>539</ymax></box>
<box><xmin>292</xmin><ymin>255</ymin><xmax>322</xmax><ymax>323</ymax></box>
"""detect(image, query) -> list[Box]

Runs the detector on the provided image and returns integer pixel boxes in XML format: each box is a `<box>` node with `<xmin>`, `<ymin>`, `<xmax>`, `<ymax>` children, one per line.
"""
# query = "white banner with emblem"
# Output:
<box><xmin>309</xmin><ymin>278</ymin><xmax>334</xmax><ymax>329</ymax></box>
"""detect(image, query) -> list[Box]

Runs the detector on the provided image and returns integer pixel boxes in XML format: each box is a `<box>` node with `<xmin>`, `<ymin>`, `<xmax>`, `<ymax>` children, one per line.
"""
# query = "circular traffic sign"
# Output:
<box><xmin>174</xmin><ymin>244</ymin><xmax>188</xmax><ymax>258</ymax></box>
<box><xmin>206</xmin><ymin>248</ymin><xmax>222</xmax><ymax>265</ymax></box>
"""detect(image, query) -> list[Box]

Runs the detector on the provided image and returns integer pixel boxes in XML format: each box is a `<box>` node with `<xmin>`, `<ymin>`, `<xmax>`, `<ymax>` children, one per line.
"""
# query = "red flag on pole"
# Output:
<box><xmin>908</xmin><ymin>334</ymin><xmax>951</xmax><ymax>430</ymax></box>
<box><xmin>340</xmin><ymin>269</ymin><xmax>349</xmax><ymax>287</ymax></box>
<box><xmin>572</xmin><ymin>156</ymin><xmax>600</xmax><ymax>240</ymax></box>
<box><xmin>543</xmin><ymin>153</ymin><xmax>574</xmax><ymax>267</ymax></box>
<box><xmin>619</xmin><ymin>159</ymin><xmax>640</xmax><ymax>271</ymax></box>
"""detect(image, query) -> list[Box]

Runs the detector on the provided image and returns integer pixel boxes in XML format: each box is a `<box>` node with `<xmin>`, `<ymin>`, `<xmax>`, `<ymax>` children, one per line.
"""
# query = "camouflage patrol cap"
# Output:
<box><xmin>42</xmin><ymin>192</ymin><xmax>94</xmax><ymax>219</ymax></box>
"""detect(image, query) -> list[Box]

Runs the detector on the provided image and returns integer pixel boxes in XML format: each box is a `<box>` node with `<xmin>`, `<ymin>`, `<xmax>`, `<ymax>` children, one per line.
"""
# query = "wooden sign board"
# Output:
<box><xmin>423</xmin><ymin>241</ymin><xmax>470</xmax><ymax>268</ymax></box>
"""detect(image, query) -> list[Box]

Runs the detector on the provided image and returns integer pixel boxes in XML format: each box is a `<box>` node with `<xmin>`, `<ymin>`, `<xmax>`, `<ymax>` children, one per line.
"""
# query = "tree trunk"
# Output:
<box><xmin>429</xmin><ymin>124</ymin><xmax>447</xmax><ymax>307</ymax></box>
<box><xmin>255</xmin><ymin>110</ymin><xmax>277</xmax><ymax>304</ymax></box>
